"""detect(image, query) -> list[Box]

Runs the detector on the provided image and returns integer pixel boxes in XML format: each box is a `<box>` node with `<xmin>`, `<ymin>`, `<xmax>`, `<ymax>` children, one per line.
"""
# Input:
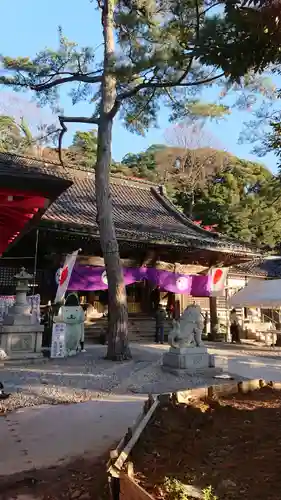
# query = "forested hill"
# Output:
<box><xmin>114</xmin><ymin>145</ymin><xmax>279</xmax><ymax>249</ymax></box>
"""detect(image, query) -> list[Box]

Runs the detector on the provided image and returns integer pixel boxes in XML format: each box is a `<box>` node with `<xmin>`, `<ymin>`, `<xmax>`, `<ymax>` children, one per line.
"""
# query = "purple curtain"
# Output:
<box><xmin>68</xmin><ymin>265</ymin><xmax>211</xmax><ymax>297</ymax></box>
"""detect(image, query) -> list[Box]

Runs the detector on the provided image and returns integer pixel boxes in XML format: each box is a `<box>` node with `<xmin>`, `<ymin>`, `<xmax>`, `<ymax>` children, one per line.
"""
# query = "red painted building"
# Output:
<box><xmin>0</xmin><ymin>152</ymin><xmax>71</xmax><ymax>259</ymax></box>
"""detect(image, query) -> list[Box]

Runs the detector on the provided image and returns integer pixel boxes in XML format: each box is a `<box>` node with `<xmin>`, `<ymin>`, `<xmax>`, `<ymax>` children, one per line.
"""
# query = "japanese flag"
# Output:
<box><xmin>55</xmin><ymin>250</ymin><xmax>79</xmax><ymax>303</ymax></box>
<box><xmin>209</xmin><ymin>267</ymin><xmax>229</xmax><ymax>297</ymax></box>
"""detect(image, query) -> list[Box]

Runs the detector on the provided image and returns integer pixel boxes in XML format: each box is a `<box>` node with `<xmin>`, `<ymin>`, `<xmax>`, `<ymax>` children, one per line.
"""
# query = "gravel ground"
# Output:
<box><xmin>117</xmin><ymin>358</ymin><xmax>247</xmax><ymax>394</ymax></box>
<box><xmin>0</xmin><ymin>342</ymin><xmax>280</xmax><ymax>414</ymax></box>
<box><xmin>0</xmin><ymin>346</ymin><xmax>136</xmax><ymax>413</ymax></box>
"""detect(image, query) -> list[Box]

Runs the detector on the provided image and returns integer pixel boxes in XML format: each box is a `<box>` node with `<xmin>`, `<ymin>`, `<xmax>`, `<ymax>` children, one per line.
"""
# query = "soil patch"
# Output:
<box><xmin>132</xmin><ymin>386</ymin><xmax>281</xmax><ymax>500</ymax></box>
<box><xmin>0</xmin><ymin>453</ymin><xmax>109</xmax><ymax>500</ymax></box>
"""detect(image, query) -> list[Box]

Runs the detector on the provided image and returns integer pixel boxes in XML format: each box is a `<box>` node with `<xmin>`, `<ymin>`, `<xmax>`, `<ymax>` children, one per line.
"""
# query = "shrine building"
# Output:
<box><xmin>0</xmin><ymin>152</ymin><xmax>262</xmax><ymax>341</ymax></box>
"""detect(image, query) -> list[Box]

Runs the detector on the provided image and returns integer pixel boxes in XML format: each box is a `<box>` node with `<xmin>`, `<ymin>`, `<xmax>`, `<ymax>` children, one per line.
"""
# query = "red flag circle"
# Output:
<box><xmin>213</xmin><ymin>268</ymin><xmax>223</xmax><ymax>285</ymax></box>
<box><xmin>60</xmin><ymin>266</ymin><xmax>68</xmax><ymax>285</ymax></box>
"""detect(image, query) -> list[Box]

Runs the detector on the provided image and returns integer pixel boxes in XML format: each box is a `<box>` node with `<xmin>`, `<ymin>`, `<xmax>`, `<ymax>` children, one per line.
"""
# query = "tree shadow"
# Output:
<box><xmin>0</xmin><ymin>449</ymin><xmax>110</xmax><ymax>500</ymax></box>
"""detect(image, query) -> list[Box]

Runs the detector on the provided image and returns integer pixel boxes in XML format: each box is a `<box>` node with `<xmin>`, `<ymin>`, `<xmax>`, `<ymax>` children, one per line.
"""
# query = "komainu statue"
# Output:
<box><xmin>168</xmin><ymin>303</ymin><xmax>204</xmax><ymax>348</ymax></box>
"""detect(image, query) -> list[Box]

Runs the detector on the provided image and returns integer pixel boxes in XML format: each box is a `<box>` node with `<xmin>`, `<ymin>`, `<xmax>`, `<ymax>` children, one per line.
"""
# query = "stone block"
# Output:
<box><xmin>176</xmin><ymin>387</ymin><xmax>208</xmax><ymax>404</ymax></box>
<box><xmin>208</xmin><ymin>382</ymin><xmax>239</xmax><ymax>398</ymax></box>
<box><xmin>162</xmin><ymin>346</ymin><xmax>209</xmax><ymax>373</ymax></box>
<box><xmin>0</xmin><ymin>325</ymin><xmax>43</xmax><ymax>358</ymax></box>
<box><xmin>213</xmin><ymin>355</ymin><xmax>229</xmax><ymax>372</ymax></box>
<box><xmin>168</xmin><ymin>346</ymin><xmax>207</xmax><ymax>355</ymax></box>
<box><xmin>238</xmin><ymin>379</ymin><xmax>263</xmax><ymax>393</ymax></box>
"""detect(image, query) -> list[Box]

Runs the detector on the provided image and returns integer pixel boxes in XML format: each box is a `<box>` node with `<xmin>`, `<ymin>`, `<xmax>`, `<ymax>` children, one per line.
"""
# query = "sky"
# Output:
<box><xmin>0</xmin><ymin>0</ymin><xmax>278</xmax><ymax>171</ymax></box>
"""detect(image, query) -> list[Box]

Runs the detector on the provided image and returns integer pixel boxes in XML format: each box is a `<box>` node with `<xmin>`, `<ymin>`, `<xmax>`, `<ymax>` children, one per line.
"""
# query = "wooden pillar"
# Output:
<box><xmin>209</xmin><ymin>296</ymin><xmax>218</xmax><ymax>341</ymax></box>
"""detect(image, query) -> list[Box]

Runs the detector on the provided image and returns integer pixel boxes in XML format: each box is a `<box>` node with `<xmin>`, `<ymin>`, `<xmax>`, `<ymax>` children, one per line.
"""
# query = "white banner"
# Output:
<box><xmin>50</xmin><ymin>322</ymin><xmax>67</xmax><ymax>358</ymax></box>
<box><xmin>55</xmin><ymin>250</ymin><xmax>79</xmax><ymax>303</ymax></box>
<box><xmin>209</xmin><ymin>267</ymin><xmax>229</xmax><ymax>297</ymax></box>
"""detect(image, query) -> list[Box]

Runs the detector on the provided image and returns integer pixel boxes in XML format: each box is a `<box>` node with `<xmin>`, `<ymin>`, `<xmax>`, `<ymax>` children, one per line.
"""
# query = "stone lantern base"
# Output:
<box><xmin>0</xmin><ymin>324</ymin><xmax>44</xmax><ymax>359</ymax></box>
<box><xmin>0</xmin><ymin>267</ymin><xmax>44</xmax><ymax>359</ymax></box>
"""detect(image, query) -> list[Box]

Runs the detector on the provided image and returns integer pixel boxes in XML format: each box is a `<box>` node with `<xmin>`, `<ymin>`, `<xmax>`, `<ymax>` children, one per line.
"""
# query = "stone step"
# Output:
<box><xmin>85</xmin><ymin>318</ymin><xmax>173</xmax><ymax>343</ymax></box>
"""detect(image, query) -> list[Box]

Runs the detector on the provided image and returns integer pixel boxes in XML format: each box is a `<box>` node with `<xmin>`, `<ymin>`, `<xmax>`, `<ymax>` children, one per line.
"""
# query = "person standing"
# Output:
<box><xmin>41</xmin><ymin>303</ymin><xmax>53</xmax><ymax>357</ymax></box>
<box><xmin>230</xmin><ymin>308</ymin><xmax>241</xmax><ymax>343</ymax></box>
<box><xmin>165</xmin><ymin>292</ymin><xmax>175</xmax><ymax>319</ymax></box>
<box><xmin>155</xmin><ymin>304</ymin><xmax>166</xmax><ymax>344</ymax></box>
<box><xmin>151</xmin><ymin>285</ymin><xmax>160</xmax><ymax>312</ymax></box>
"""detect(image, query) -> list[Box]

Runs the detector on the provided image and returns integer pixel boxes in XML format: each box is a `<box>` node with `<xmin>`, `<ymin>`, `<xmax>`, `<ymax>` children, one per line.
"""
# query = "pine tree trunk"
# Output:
<box><xmin>209</xmin><ymin>296</ymin><xmax>218</xmax><ymax>341</ymax></box>
<box><xmin>95</xmin><ymin>0</ymin><xmax>130</xmax><ymax>360</ymax></box>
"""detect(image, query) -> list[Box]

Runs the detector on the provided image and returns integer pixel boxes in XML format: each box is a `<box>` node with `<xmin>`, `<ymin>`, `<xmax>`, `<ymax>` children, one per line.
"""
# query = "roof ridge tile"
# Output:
<box><xmin>0</xmin><ymin>151</ymin><xmax>158</xmax><ymax>189</ymax></box>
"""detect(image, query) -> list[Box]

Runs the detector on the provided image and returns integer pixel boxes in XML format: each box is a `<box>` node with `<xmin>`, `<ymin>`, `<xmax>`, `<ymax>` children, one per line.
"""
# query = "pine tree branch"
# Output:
<box><xmin>195</xmin><ymin>0</ymin><xmax>200</xmax><ymax>41</ymax></box>
<box><xmin>59</xmin><ymin>115</ymin><xmax>100</xmax><ymax>125</ymax></box>
<box><xmin>117</xmin><ymin>72</ymin><xmax>225</xmax><ymax>101</ymax></box>
<box><xmin>202</xmin><ymin>2</ymin><xmax>222</xmax><ymax>16</ymax></box>
<box><xmin>0</xmin><ymin>73</ymin><xmax>103</xmax><ymax>91</ymax></box>
<box><xmin>34</xmin><ymin>74</ymin><xmax>103</xmax><ymax>90</ymax></box>
<box><xmin>123</xmin><ymin>88</ymin><xmax>157</xmax><ymax>126</ymax></box>
<box><xmin>58</xmin><ymin>115</ymin><xmax>100</xmax><ymax>165</ymax></box>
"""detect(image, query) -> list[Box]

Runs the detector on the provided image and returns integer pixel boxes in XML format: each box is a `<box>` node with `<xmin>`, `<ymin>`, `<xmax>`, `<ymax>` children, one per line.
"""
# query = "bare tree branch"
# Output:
<box><xmin>32</xmin><ymin>127</ymin><xmax>61</xmax><ymax>145</ymax></box>
<box><xmin>164</xmin><ymin>122</ymin><xmax>226</xmax><ymax>216</ymax></box>
<box><xmin>58</xmin><ymin>115</ymin><xmax>100</xmax><ymax>125</ymax></box>
<box><xmin>58</xmin><ymin>114</ymin><xmax>100</xmax><ymax>165</ymax></box>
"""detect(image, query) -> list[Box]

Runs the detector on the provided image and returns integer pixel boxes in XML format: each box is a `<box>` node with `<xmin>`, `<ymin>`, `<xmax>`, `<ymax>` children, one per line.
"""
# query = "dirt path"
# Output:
<box><xmin>1</xmin><ymin>452</ymin><xmax>110</xmax><ymax>500</ymax></box>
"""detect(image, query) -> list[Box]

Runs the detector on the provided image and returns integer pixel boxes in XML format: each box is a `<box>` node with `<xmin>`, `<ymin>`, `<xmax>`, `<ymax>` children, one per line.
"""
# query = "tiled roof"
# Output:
<box><xmin>232</xmin><ymin>258</ymin><xmax>281</xmax><ymax>278</ymax></box>
<box><xmin>0</xmin><ymin>153</ymin><xmax>260</xmax><ymax>256</ymax></box>
<box><xmin>41</xmin><ymin>169</ymin><xmax>258</xmax><ymax>257</ymax></box>
<box><xmin>0</xmin><ymin>152</ymin><xmax>71</xmax><ymax>180</ymax></box>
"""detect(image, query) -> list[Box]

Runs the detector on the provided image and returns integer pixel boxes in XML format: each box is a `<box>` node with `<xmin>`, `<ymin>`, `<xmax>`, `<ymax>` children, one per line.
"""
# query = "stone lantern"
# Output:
<box><xmin>0</xmin><ymin>268</ymin><xmax>43</xmax><ymax>358</ymax></box>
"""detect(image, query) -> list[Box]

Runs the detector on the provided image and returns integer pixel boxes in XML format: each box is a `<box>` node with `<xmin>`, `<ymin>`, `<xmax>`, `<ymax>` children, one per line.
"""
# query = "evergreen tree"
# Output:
<box><xmin>0</xmin><ymin>115</ymin><xmax>22</xmax><ymax>153</ymax></box>
<box><xmin>0</xmin><ymin>0</ymin><xmax>270</xmax><ymax>359</ymax></box>
<box><xmin>178</xmin><ymin>158</ymin><xmax>281</xmax><ymax>247</ymax></box>
<box><xmin>0</xmin><ymin>115</ymin><xmax>39</xmax><ymax>155</ymax></box>
<box><xmin>198</xmin><ymin>1</ymin><xmax>280</xmax><ymax>162</ymax></box>
<box><xmin>70</xmin><ymin>129</ymin><xmax>98</xmax><ymax>169</ymax></box>
<box><xmin>198</xmin><ymin>0</ymin><xmax>281</xmax><ymax>80</ymax></box>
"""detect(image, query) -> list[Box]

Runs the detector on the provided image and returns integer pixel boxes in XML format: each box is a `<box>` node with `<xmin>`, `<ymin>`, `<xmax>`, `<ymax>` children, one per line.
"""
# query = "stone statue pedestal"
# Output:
<box><xmin>162</xmin><ymin>346</ymin><xmax>210</xmax><ymax>375</ymax></box>
<box><xmin>162</xmin><ymin>303</ymin><xmax>223</xmax><ymax>376</ymax></box>
<box><xmin>0</xmin><ymin>268</ymin><xmax>43</xmax><ymax>359</ymax></box>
